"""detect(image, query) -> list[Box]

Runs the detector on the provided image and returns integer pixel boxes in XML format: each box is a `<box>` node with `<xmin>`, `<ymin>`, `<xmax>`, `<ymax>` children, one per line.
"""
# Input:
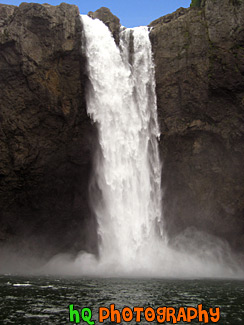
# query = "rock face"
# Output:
<box><xmin>0</xmin><ymin>3</ymin><xmax>98</xmax><ymax>257</ymax></box>
<box><xmin>150</xmin><ymin>0</ymin><xmax>244</xmax><ymax>252</ymax></box>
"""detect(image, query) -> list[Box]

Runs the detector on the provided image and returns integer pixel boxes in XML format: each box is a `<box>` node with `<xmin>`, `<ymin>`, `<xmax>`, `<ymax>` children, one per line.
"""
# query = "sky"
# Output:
<box><xmin>1</xmin><ymin>0</ymin><xmax>191</xmax><ymax>27</ymax></box>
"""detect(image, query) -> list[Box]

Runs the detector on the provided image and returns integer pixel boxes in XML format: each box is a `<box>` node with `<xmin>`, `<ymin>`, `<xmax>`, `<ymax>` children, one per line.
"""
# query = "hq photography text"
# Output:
<box><xmin>69</xmin><ymin>303</ymin><xmax>220</xmax><ymax>324</ymax></box>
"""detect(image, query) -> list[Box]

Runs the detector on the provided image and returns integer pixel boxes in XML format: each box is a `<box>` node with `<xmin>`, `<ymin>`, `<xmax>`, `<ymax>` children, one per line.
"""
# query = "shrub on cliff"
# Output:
<box><xmin>190</xmin><ymin>0</ymin><xmax>201</xmax><ymax>7</ymax></box>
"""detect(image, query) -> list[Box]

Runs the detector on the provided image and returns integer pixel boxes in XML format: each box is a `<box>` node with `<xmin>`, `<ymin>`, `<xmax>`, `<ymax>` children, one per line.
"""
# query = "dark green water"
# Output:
<box><xmin>0</xmin><ymin>275</ymin><xmax>243</xmax><ymax>324</ymax></box>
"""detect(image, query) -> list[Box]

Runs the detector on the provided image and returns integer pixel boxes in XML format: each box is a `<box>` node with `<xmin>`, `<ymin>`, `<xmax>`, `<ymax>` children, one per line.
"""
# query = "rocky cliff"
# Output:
<box><xmin>0</xmin><ymin>3</ymin><xmax>97</xmax><ymax>257</ymax></box>
<box><xmin>0</xmin><ymin>1</ymin><xmax>243</xmax><ymax>261</ymax></box>
<box><xmin>150</xmin><ymin>0</ymin><xmax>244</xmax><ymax>252</ymax></box>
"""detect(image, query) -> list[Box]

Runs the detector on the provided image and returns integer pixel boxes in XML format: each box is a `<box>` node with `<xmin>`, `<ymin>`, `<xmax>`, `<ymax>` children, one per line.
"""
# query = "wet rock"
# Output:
<box><xmin>150</xmin><ymin>0</ymin><xmax>244</xmax><ymax>252</ymax></box>
<box><xmin>0</xmin><ymin>3</ymin><xmax>98</xmax><ymax>257</ymax></box>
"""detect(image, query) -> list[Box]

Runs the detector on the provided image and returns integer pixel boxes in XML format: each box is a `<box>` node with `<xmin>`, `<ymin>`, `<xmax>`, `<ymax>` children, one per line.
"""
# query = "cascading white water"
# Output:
<box><xmin>42</xmin><ymin>15</ymin><xmax>243</xmax><ymax>278</ymax></box>
<box><xmin>73</xmin><ymin>14</ymin><xmax>243</xmax><ymax>278</ymax></box>
<box><xmin>81</xmin><ymin>15</ymin><xmax>164</xmax><ymax>272</ymax></box>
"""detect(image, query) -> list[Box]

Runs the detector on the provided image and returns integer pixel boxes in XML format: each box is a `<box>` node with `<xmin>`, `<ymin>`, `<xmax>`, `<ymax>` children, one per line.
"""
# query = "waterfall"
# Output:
<box><xmin>41</xmin><ymin>14</ymin><xmax>244</xmax><ymax>278</ymax></box>
<box><xmin>81</xmin><ymin>15</ymin><xmax>164</xmax><ymax>273</ymax></box>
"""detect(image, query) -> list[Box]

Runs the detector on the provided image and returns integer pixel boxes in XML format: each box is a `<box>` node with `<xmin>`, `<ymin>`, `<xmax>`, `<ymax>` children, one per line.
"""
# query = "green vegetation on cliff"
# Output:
<box><xmin>190</xmin><ymin>0</ymin><xmax>202</xmax><ymax>7</ymax></box>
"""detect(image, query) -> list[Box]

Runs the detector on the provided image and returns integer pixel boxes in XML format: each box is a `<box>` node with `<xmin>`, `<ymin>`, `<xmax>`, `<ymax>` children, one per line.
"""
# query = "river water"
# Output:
<box><xmin>0</xmin><ymin>275</ymin><xmax>243</xmax><ymax>324</ymax></box>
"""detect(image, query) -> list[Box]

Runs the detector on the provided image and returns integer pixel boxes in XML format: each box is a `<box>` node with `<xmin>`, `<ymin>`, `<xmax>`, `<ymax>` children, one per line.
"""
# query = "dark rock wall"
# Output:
<box><xmin>150</xmin><ymin>0</ymin><xmax>244</xmax><ymax>252</ymax></box>
<box><xmin>0</xmin><ymin>3</ymin><xmax>97</xmax><ymax>256</ymax></box>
